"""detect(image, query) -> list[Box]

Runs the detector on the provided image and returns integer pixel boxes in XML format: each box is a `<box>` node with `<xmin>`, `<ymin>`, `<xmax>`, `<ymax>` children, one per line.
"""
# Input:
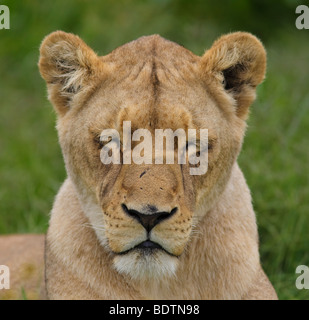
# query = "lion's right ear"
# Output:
<box><xmin>39</xmin><ymin>31</ymin><xmax>104</xmax><ymax>115</ymax></box>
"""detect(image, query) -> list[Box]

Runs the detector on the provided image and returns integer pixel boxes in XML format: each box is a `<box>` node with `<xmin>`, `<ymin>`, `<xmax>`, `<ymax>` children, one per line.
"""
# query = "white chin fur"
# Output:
<box><xmin>113</xmin><ymin>250</ymin><xmax>179</xmax><ymax>280</ymax></box>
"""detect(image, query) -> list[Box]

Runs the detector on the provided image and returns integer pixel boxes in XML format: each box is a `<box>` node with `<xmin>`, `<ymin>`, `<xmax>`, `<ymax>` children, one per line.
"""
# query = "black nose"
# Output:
<box><xmin>122</xmin><ymin>204</ymin><xmax>177</xmax><ymax>233</ymax></box>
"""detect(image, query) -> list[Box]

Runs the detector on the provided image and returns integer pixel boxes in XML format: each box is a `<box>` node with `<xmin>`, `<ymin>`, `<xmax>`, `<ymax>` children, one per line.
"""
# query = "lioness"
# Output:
<box><xmin>1</xmin><ymin>31</ymin><xmax>278</xmax><ymax>300</ymax></box>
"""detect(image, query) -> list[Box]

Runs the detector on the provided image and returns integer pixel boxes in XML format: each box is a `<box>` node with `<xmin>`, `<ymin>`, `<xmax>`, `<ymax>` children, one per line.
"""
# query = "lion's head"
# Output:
<box><xmin>39</xmin><ymin>31</ymin><xmax>266</xmax><ymax>279</ymax></box>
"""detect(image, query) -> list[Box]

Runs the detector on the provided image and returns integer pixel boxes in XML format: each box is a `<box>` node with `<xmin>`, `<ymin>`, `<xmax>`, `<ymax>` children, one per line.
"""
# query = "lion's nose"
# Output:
<box><xmin>122</xmin><ymin>204</ymin><xmax>177</xmax><ymax>233</ymax></box>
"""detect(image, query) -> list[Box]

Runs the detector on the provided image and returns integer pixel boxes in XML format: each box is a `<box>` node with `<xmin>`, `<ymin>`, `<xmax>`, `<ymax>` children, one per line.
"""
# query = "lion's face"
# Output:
<box><xmin>39</xmin><ymin>32</ymin><xmax>266</xmax><ymax>279</ymax></box>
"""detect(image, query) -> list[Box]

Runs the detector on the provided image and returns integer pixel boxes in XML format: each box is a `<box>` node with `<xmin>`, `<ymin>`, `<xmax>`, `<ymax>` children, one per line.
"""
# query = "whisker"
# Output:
<box><xmin>79</xmin><ymin>222</ymin><xmax>106</xmax><ymax>232</ymax></box>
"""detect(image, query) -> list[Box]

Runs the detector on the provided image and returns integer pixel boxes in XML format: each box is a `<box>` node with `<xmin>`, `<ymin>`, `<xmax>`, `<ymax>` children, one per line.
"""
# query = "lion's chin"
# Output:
<box><xmin>113</xmin><ymin>249</ymin><xmax>179</xmax><ymax>280</ymax></box>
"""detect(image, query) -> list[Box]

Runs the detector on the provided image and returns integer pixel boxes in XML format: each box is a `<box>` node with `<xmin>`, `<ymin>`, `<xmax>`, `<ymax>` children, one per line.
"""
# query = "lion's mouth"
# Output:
<box><xmin>135</xmin><ymin>240</ymin><xmax>163</xmax><ymax>251</ymax></box>
<box><xmin>116</xmin><ymin>240</ymin><xmax>177</xmax><ymax>257</ymax></box>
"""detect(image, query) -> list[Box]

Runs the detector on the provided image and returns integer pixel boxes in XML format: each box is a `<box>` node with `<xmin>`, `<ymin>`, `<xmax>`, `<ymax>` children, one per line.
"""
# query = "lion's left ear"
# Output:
<box><xmin>200</xmin><ymin>32</ymin><xmax>266</xmax><ymax>119</ymax></box>
<box><xmin>39</xmin><ymin>31</ymin><xmax>104</xmax><ymax>116</ymax></box>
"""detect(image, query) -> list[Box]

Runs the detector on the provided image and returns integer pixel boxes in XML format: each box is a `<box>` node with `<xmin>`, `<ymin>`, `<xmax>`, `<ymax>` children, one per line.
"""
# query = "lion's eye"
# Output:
<box><xmin>94</xmin><ymin>134</ymin><xmax>119</xmax><ymax>150</ymax></box>
<box><xmin>94</xmin><ymin>135</ymin><xmax>105</xmax><ymax>149</ymax></box>
<box><xmin>186</xmin><ymin>141</ymin><xmax>200</xmax><ymax>158</ymax></box>
<box><xmin>186</xmin><ymin>140</ymin><xmax>213</xmax><ymax>157</ymax></box>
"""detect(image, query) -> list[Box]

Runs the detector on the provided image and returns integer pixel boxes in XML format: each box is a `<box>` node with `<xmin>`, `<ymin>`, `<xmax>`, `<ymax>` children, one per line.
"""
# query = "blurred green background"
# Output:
<box><xmin>0</xmin><ymin>0</ymin><xmax>308</xmax><ymax>300</ymax></box>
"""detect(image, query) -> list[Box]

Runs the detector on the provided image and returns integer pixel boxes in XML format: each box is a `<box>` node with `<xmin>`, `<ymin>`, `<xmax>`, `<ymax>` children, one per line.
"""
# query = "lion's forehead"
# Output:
<box><xmin>83</xmin><ymin>88</ymin><xmax>219</xmax><ymax>142</ymax></box>
<box><xmin>86</xmin><ymin>91</ymin><xmax>217</xmax><ymax>137</ymax></box>
<box><xmin>77</xmin><ymin>35</ymin><xmax>220</xmax><ymax>136</ymax></box>
<box><xmin>102</xmin><ymin>35</ymin><xmax>200</xmax><ymax>89</ymax></box>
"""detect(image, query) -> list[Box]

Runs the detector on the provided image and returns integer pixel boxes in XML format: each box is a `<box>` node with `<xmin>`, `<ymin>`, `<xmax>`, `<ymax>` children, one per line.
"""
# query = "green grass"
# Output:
<box><xmin>238</xmin><ymin>33</ymin><xmax>309</xmax><ymax>300</ymax></box>
<box><xmin>0</xmin><ymin>0</ymin><xmax>308</xmax><ymax>300</ymax></box>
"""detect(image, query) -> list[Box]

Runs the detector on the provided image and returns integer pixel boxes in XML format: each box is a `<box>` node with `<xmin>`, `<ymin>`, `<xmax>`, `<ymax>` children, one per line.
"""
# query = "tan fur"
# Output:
<box><xmin>0</xmin><ymin>234</ymin><xmax>45</xmax><ymax>300</ymax></box>
<box><xmin>1</xmin><ymin>31</ymin><xmax>277</xmax><ymax>300</ymax></box>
